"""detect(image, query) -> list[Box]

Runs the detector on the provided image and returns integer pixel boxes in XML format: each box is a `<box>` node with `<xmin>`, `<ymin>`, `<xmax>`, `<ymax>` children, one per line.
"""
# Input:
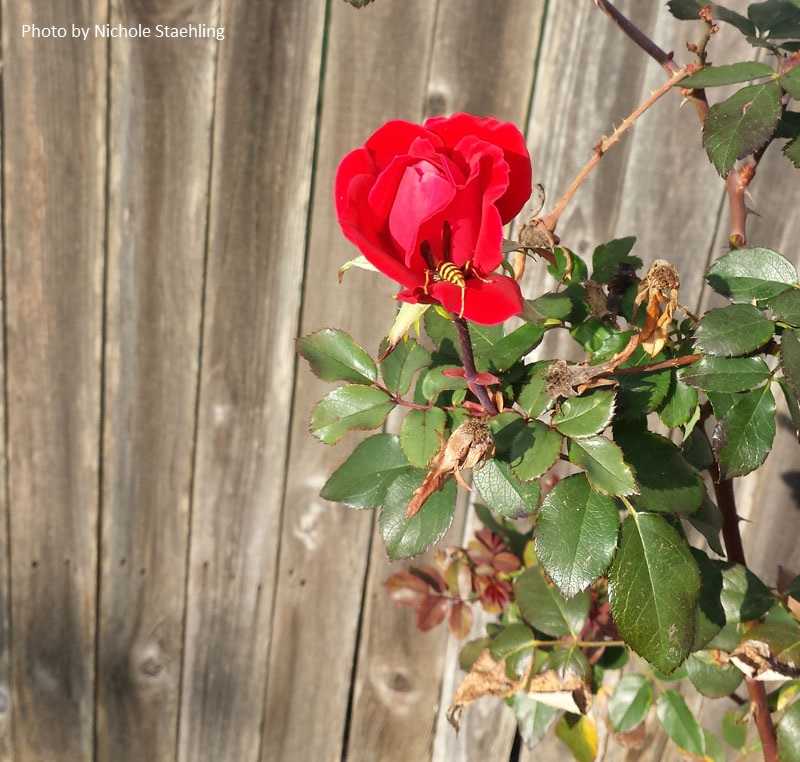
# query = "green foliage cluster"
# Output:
<box><xmin>309</xmin><ymin>1</ymin><xmax>800</xmax><ymax>758</ymax></box>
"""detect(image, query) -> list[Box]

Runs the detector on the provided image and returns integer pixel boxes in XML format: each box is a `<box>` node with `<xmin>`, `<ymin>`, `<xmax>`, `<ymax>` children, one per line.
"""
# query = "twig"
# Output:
<box><xmin>610</xmin><ymin>352</ymin><xmax>701</xmax><ymax>375</ymax></box>
<box><xmin>591</xmin><ymin>0</ymin><xmax>770</xmax><ymax>246</ymax></box>
<box><xmin>454</xmin><ymin>318</ymin><xmax>498</xmax><ymax>416</ymax></box>
<box><xmin>540</xmin><ymin>67</ymin><xmax>691</xmax><ymax>233</ymax></box>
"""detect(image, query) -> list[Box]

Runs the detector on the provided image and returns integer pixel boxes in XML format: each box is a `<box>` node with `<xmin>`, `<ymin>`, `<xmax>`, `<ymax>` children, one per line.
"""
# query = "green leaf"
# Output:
<box><xmin>297</xmin><ymin>327</ymin><xmax>377</xmax><ymax>384</ymax></box>
<box><xmin>342</xmin><ymin>0</ymin><xmax>377</xmax><ymax>8</ymax></box>
<box><xmin>782</xmin><ymin>327</ymin><xmax>800</xmax><ymax>403</ymax></box>
<box><xmin>770</xmin><ymin>287</ymin><xmax>800</xmax><ymax>326</ymax></box>
<box><xmin>517</xmin><ymin>360</ymin><xmax>556</xmax><ymax>418</ymax></box>
<box><xmin>486</xmin><ymin>322</ymin><xmax>545</xmax><ymax>372</ymax></box>
<box><xmin>515</xmin><ymin>564</ymin><xmax>591</xmax><ymax>637</ymax></box>
<box><xmin>683</xmin><ymin>61</ymin><xmax>775</xmax><ymax>88</ymax></box>
<box><xmin>510</xmin><ymin>692</ymin><xmax>559</xmax><ymax>749</ymax></box>
<box><xmin>656</xmin><ymin>690</ymin><xmax>706</xmax><ymax>757</ymax></box>
<box><xmin>702</xmin><ymin>82</ymin><xmax>782</xmax><ymax>175</ymax></box>
<box><xmin>682</xmin><ymin>425</ymin><xmax>715</xmax><ymax>472</ymax></box>
<box><xmin>607</xmin><ymin>674</ymin><xmax>653</xmax><ymax>734</ymax></box>
<box><xmin>487</xmin><ymin>412</ymin><xmax>527</xmax><ymax>455</ymax></box>
<box><xmin>555</xmin><ymin>714</ymin><xmax>597</xmax><ymax>762</ymax></box>
<box><xmin>691</xmin><ymin>548</ymin><xmax>726</xmax><ymax>649</ymax></box>
<box><xmin>722</xmin><ymin>711</ymin><xmax>748</xmax><ymax>749</ymax></box>
<box><xmin>786</xmin><ymin>136</ymin><xmax>800</xmax><ymax>168</ymax></box>
<box><xmin>687</xmin><ymin>494</ymin><xmax>725</xmax><ymax>556</ymax></box>
<box><xmin>679</xmin><ymin>355</ymin><xmax>771</xmax><ymax>392</ymax></box>
<box><xmin>379</xmin><ymin>471</ymin><xmax>456</xmax><ymax>560</ymax></box>
<box><xmin>712</xmin><ymin>383</ymin><xmax>777</xmax><ymax>478</ymax></box>
<box><xmin>380</xmin><ymin>337</ymin><xmax>431</xmax><ymax>396</ymax></box>
<box><xmin>749</xmin><ymin>0</ymin><xmax>800</xmax><ymax>39</ymax></box>
<box><xmin>320</xmin><ymin>433</ymin><xmax>411</xmax><ymax>508</ymax></box>
<box><xmin>668</xmin><ymin>0</ymin><xmax>757</xmax><ymax>36</ymax></box>
<box><xmin>778</xmin><ymin>377</ymin><xmax>800</xmax><ymax>439</ymax></box>
<box><xmin>400</xmin><ymin>407</ymin><xmax>446</xmax><ymax>468</ymax></box>
<box><xmin>473</xmin><ymin>459</ymin><xmax>540</xmax><ymax>518</ymax></box>
<box><xmin>310</xmin><ymin>385</ymin><xmax>395</xmax><ymax>444</ymax></box>
<box><xmin>528</xmin><ymin>291</ymin><xmax>575</xmax><ymax>321</ymax></box>
<box><xmin>614</xmin><ymin>425</ymin><xmax>704</xmax><ymax>515</ymax></box>
<box><xmin>695</xmin><ymin>303</ymin><xmax>775</xmax><ymax>356</ymax></box>
<box><xmin>707</xmin><ymin>247</ymin><xmax>798</xmax><ymax>302</ymax></box>
<box><xmin>591</xmin><ymin>237</ymin><xmax>641</xmax><ymax>283</ymax></box>
<box><xmin>686</xmin><ymin>650</ymin><xmax>744</xmax><ymax>697</ymax></box>
<box><xmin>568</xmin><ymin>436</ymin><xmax>637</xmax><ymax>496</ymax></box>
<box><xmin>778</xmin><ymin>696</ymin><xmax>800</xmax><ymax>762</ymax></box>
<box><xmin>552</xmin><ymin>389</ymin><xmax>615</xmax><ymax>438</ymax></box>
<box><xmin>615</xmin><ymin>356</ymin><xmax>671</xmax><ymax>419</ymax></box>
<box><xmin>420</xmin><ymin>364</ymin><xmax>468</xmax><ymax>400</ymax></box>
<box><xmin>510</xmin><ymin>421</ymin><xmax>563</xmax><ymax>481</ymax></box>
<box><xmin>489</xmin><ymin>622</ymin><xmax>536</xmax><ymax>663</ymax></box>
<box><xmin>658</xmin><ymin>372</ymin><xmax>699</xmax><ymax>428</ymax></box>
<box><xmin>718</xmin><ymin>562</ymin><xmax>775</xmax><ymax>622</ymax></box>
<box><xmin>609</xmin><ymin>514</ymin><xmax>700</xmax><ymax>673</ymax></box>
<box><xmin>781</xmin><ymin>66</ymin><xmax>800</xmax><ymax>99</ymax></box>
<box><xmin>534</xmin><ymin>474</ymin><xmax>619</xmax><ymax>598</ymax></box>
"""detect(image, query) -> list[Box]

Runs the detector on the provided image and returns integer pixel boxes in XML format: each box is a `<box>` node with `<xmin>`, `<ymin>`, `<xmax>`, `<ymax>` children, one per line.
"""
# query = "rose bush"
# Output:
<box><xmin>334</xmin><ymin>113</ymin><xmax>532</xmax><ymax>324</ymax></box>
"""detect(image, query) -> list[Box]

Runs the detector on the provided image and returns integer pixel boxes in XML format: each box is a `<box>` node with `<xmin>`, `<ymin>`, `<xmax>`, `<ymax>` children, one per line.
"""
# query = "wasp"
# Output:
<box><xmin>420</xmin><ymin>221</ymin><xmax>486</xmax><ymax>318</ymax></box>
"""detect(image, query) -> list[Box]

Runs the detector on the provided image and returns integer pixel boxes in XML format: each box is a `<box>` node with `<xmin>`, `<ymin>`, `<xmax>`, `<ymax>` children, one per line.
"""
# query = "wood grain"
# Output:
<box><xmin>2</xmin><ymin>1</ymin><xmax>107</xmax><ymax>759</ymax></box>
<box><xmin>260</xmin><ymin>3</ymin><xmax>439</xmax><ymax>760</ymax></box>
<box><xmin>178</xmin><ymin>1</ymin><xmax>326</xmax><ymax>760</ymax></box>
<box><xmin>96</xmin><ymin>2</ymin><xmax>220</xmax><ymax>760</ymax></box>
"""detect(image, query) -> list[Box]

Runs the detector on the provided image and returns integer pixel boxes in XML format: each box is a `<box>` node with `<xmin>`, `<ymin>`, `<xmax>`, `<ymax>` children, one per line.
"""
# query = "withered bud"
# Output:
<box><xmin>406</xmin><ymin>418</ymin><xmax>495</xmax><ymax>519</ymax></box>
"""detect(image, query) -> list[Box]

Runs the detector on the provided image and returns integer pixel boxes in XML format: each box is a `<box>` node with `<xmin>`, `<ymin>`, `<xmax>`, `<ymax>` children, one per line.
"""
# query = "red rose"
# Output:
<box><xmin>335</xmin><ymin>113</ymin><xmax>531</xmax><ymax>325</ymax></box>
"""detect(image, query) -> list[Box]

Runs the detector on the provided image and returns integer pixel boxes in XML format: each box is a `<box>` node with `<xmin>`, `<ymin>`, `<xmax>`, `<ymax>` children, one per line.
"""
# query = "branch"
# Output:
<box><xmin>454</xmin><ymin>318</ymin><xmax>498</xmax><ymax>415</ymax></box>
<box><xmin>540</xmin><ymin>67</ymin><xmax>691</xmax><ymax>233</ymax></box>
<box><xmin>709</xmin><ymin>461</ymin><xmax>779</xmax><ymax>762</ymax></box>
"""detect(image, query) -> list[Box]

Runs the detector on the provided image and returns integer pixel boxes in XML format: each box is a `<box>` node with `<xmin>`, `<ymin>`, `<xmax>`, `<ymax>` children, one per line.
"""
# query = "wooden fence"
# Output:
<box><xmin>0</xmin><ymin>0</ymin><xmax>797</xmax><ymax>760</ymax></box>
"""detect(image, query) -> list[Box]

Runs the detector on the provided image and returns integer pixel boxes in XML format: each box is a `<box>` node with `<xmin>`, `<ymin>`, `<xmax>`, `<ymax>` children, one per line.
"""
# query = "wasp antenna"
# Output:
<box><xmin>420</xmin><ymin>239</ymin><xmax>435</xmax><ymax>270</ymax></box>
<box><xmin>442</xmin><ymin>220</ymin><xmax>452</xmax><ymax>262</ymax></box>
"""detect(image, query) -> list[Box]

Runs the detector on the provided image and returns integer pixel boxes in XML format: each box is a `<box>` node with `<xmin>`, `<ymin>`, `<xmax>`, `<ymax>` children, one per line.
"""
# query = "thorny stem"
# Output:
<box><xmin>454</xmin><ymin>317</ymin><xmax>498</xmax><ymax>416</ymax></box>
<box><xmin>709</xmin><ymin>461</ymin><xmax>779</xmax><ymax>762</ymax></box>
<box><xmin>593</xmin><ymin>4</ymin><xmax>778</xmax><ymax>752</ymax></box>
<box><xmin>610</xmin><ymin>352</ymin><xmax>702</xmax><ymax>375</ymax></box>
<box><xmin>540</xmin><ymin>67</ymin><xmax>691</xmax><ymax>234</ymax></box>
<box><xmin>592</xmin><ymin>0</ymin><xmax>767</xmax><ymax>246</ymax></box>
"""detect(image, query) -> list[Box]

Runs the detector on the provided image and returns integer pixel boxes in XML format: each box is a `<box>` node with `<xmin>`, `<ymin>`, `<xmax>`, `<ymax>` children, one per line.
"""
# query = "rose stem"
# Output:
<box><xmin>540</xmin><ymin>66</ymin><xmax>690</xmax><ymax>234</ymax></box>
<box><xmin>453</xmin><ymin>318</ymin><xmax>498</xmax><ymax>416</ymax></box>
<box><xmin>709</xmin><ymin>461</ymin><xmax>779</xmax><ymax>762</ymax></box>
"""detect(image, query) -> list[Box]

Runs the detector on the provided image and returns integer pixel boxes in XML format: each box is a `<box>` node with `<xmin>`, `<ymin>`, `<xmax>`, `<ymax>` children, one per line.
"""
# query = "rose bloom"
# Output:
<box><xmin>335</xmin><ymin>113</ymin><xmax>532</xmax><ymax>325</ymax></box>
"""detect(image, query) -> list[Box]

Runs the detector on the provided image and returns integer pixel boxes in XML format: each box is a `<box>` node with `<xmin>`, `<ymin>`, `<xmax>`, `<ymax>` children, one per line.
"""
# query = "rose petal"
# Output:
<box><xmin>425</xmin><ymin>113</ymin><xmax>532</xmax><ymax>222</ymax></box>
<box><xmin>429</xmin><ymin>274</ymin><xmax>523</xmax><ymax>325</ymax></box>
<box><xmin>365</xmin><ymin>120</ymin><xmax>442</xmax><ymax>169</ymax></box>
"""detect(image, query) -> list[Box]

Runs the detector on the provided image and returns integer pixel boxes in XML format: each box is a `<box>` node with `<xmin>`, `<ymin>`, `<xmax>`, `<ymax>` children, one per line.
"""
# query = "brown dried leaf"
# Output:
<box><xmin>406</xmin><ymin>418</ymin><xmax>495</xmax><ymax>518</ymax></box>
<box><xmin>526</xmin><ymin>669</ymin><xmax>593</xmax><ymax>715</ymax></box>
<box><xmin>730</xmin><ymin>639</ymin><xmax>800</xmax><ymax>682</ymax></box>
<box><xmin>634</xmin><ymin>260</ymin><xmax>680</xmax><ymax>357</ymax></box>
<box><xmin>447</xmin><ymin>649</ymin><xmax>529</xmax><ymax>731</ymax></box>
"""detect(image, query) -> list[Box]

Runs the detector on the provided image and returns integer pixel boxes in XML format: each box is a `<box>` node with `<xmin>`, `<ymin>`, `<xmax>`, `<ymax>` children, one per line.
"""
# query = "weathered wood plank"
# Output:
<box><xmin>177</xmin><ymin>1</ymin><xmax>326</xmax><ymax>760</ymax></box>
<box><xmin>2</xmin><ymin>1</ymin><xmax>107</xmax><ymax>759</ymax></box>
<box><xmin>260</xmin><ymin>2</ymin><xmax>439</xmax><ymax>760</ymax></box>
<box><xmin>96</xmin><ymin>2</ymin><xmax>220</xmax><ymax>760</ymax></box>
<box><xmin>0</xmin><ymin>9</ymin><xmax>11</xmax><ymax>759</ymax></box>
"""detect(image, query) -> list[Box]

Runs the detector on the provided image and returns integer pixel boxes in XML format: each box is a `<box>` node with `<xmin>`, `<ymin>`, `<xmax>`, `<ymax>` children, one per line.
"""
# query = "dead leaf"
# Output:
<box><xmin>447</xmin><ymin>649</ymin><xmax>529</xmax><ymax>731</ymax></box>
<box><xmin>634</xmin><ymin>260</ymin><xmax>680</xmax><ymax>357</ymax></box>
<box><xmin>407</xmin><ymin>418</ymin><xmax>495</xmax><ymax>518</ymax></box>
<box><xmin>526</xmin><ymin>668</ymin><xmax>593</xmax><ymax>714</ymax></box>
<box><xmin>730</xmin><ymin>639</ymin><xmax>800</xmax><ymax>682</ymax></box>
